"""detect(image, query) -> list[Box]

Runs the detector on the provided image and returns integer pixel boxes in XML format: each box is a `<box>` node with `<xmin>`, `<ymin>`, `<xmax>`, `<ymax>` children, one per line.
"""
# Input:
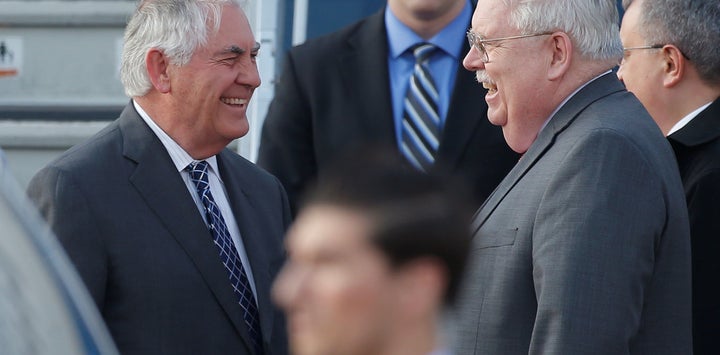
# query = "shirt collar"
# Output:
<box><xmin>667</xmin><ymin>101</ymin><xmax>713</xmax><ymax>136</ymax></box>
<box><xmin>539</xmin><ymin>70</ymin><xmax>613</xmax><ymax>133</ymax></box>
<box><xmin>385</xmin><ymin>0</ymin><xmax>471</xmax><ymax>59</ymax></box>
<box><xmin>132</xmin><ymin>100</ymin><xmax>219</xmax><ymax>175</ymax></box>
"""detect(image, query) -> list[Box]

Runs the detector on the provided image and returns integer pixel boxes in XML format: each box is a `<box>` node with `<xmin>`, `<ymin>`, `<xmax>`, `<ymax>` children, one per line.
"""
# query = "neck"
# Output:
<box><xmin>545</xmin><ymin>60</ymin><xmax>612</xmax><ymax>121</ymax></box>
<box><xmin>373</xmin><ymin>316</ymin><xmax>441</xmax><ymax>355</ymax></box>
<box><xmin>657</xmin><ymin>82</ymin><xmax>719</xmax><ymax>136</ymax></box>
<box><xmin>389</xmin><ymin>0</ymin><xmax>466</xmax><ymax>40</ymax></box>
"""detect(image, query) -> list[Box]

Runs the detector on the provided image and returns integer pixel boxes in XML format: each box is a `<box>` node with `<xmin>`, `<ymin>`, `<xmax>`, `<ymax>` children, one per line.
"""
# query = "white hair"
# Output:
<box><xmin>120</xmin><ymin>0</ymin><xmax>248</xmax><ymax>97</ymax></box>
<box><xmin>503</xmin><ymin>0</ymin><xmax>623</xmax><ymax>63</ymax></box>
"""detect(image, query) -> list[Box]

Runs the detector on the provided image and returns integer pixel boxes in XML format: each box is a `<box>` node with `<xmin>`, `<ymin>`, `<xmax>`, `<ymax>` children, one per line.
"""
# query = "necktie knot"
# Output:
<box><xmin>187</xmin><ymin>160</ymin><xmax>210</xmax><ymax>186</ymax></box>
<box><xmin>412</xmin><ymin>43</ymin><xmax>436</xmax><ymax>63</ymax></box>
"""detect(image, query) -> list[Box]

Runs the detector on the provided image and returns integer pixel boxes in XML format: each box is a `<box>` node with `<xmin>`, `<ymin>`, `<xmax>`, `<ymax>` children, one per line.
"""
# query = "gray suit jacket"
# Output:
<box><xmin>27</xmin><ymin>103</ymin><xmax>290</xmax><ymax>355</ymax></box>
<box><xmin>453</xmin><ymin>74</ymin><xmax>693</xmax><ymax>354</ymax></box>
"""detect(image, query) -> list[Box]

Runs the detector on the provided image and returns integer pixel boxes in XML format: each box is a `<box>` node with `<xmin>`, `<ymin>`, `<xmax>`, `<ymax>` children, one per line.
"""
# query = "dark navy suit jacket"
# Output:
<box><xmin>28</xmin><ymin>103</ymin><xmax>290</xmax><ymax>355</ymax></box>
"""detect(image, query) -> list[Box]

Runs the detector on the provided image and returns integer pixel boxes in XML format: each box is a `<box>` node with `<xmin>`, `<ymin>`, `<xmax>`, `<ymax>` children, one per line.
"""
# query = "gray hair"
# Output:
<box><xmin>120</xmin><ymin>0</ymin><xmax>247</xmax><ymax>97</ymax></box>
<box><xmin>625</xmin><ymin>0</ymin><xmax>720</xmax><ymax>86</ymax></box>
<box><xmin>502</xmin><ymin>0</ymin><xmax>623</xmax><ymax>63</ymax></box>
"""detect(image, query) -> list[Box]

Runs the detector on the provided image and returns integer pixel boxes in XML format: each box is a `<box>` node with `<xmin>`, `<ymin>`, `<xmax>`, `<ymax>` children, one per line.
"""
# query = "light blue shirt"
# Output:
<box><xmin>385</xmin><ymin>0</ymin><xmax>472</xmax><ymax>146</ymax></box>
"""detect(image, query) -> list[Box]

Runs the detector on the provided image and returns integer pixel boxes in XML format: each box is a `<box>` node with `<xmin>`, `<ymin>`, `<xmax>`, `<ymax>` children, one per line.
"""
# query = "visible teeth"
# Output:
<box><xmin>476</xmin><ymin>71</ymin><xmax>497</xmax><ymax>93</ymax></box>
<box><xmin>482</xmin><ymin>82</ymin><xmax>498</xmax><ymax>93</ymax></box>
<box><xmin>220</xmin><ymin>97</ymin><xmax>247</xmax><ymax>105</ymax></box>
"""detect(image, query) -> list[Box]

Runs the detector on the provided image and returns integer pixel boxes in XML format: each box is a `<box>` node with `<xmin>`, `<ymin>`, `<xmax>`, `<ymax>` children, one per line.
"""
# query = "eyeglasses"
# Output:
<box><xmin>623</xmin><ymin>44</ymin><xmax>664</xmax><ymax>52</ymax></box>
<box><xmin>467</xmin><ymin>30</ymin><xmax>554</xmax><ymax>63</ymax></box>
<box><xmin>622</xmin><ymin>44</ymin><xmax>690</xmax><ymax>61</ymax></box>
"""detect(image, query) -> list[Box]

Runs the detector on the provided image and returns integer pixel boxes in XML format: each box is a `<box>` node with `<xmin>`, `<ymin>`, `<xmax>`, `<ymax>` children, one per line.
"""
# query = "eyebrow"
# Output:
<box><xmin>219</xmin><ymin>45</ymin><xmax>245</xmax><ymax>56</ymax></box>
<box><xmin>216</xmin><ymin>42</ymin><xmax>261</xmax><ymax>56</ymax></box>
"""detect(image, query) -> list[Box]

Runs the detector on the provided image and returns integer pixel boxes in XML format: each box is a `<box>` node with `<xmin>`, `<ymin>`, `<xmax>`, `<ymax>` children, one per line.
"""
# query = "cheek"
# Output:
<box><xmin>621</xmin><ymin>68</ymin><xmax>647</xmax><ymax>97</ymax></box>
<box><xmin>299</xmin><ymin>272</ymin><xmax>389</xmax><ymax>351</ymax></box>
<box><xmin>315</xmin><ymin>270</ymin><xmax>391</xmax><ymax>340</ymax></box>
<box><xmin>318</xmin><ymin>270</ymin><xmax>386</xmax><ymax>314</ymax></box>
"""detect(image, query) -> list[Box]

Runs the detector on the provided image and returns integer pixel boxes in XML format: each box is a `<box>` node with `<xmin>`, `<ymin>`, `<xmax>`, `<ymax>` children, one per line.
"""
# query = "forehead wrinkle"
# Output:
<box><xmin>471</xmin><ymin>15</ymin><xmax>497</xmax><ymax>36</ymax></box>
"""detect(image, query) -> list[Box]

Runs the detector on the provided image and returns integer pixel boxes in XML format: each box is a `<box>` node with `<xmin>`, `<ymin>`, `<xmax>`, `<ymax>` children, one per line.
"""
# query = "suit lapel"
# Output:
<box><xmin>339</xmin><ymin>8</ymin><xmax>397</xmax><ymax>146</ymax></box>
<box><xmin>472</xmin><ymin>73</ymin><xmax>625</xmax><ymax>233</ymax></box>
<box><xmin>119</xmin><ymin>105</ymin><xmax>255</xmax><ymax>352</ymax></box>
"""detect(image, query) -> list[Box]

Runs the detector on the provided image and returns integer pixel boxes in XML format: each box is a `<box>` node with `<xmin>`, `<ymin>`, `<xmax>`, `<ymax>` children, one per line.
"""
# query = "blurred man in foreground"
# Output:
<box><xmin>273</xmin><ymin>154</ymin><xmax>472</xmax><ymax>355</ymax></box>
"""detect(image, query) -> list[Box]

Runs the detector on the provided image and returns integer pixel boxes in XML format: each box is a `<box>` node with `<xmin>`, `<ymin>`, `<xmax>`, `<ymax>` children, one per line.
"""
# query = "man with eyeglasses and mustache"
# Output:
<box><xmin>452</xmin><ymin>0</ymin><xmax>692</xmax><ymax>354</ymax></box>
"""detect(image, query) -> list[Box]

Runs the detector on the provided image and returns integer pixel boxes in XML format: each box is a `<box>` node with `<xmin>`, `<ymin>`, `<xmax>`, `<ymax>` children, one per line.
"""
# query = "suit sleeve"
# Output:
<box><xmin>27</xmin><ymin>166</ymin><xmax>108</xmax><ymax>308</ymax></box>
<box><xmin>529</xmin><ymin>129</ymin><xmax>682</xmax><ymax>353</ymax></box>
<box><xmin>257</xmin><ymin>51</ymin><xmax>316</xmax><ymax>216</ymax></box>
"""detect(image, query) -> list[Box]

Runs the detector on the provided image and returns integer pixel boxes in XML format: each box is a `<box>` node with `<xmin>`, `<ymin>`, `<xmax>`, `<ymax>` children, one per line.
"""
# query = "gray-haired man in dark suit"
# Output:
<box><xmin>27</xmin><ymin>1</ymin><xmax>289</xmax><ymax>354</ymax></box>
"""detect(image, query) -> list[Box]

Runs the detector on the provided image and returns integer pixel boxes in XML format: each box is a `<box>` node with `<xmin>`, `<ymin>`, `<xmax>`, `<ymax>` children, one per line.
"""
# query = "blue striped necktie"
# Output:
<box><xmin>187</xmin><ymin>161</ymin><xmax>264</xmax><ymax>354</ymax></box>
<box><xmin>401</xmin><ymin>43</ymin><xmax>441</xmax><ymax>171</ymax></box>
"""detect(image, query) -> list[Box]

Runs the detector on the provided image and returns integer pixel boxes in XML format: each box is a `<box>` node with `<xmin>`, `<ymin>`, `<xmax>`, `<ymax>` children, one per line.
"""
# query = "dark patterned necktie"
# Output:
<box><xmin>187</xmin><ymin>161</ymin><xmax>263</xmax><ymax>354</ymax></box>
<box><xmin>401</xmin><ymin>43</ymin><xmax>441</xmax><ymax>171</ymax></box>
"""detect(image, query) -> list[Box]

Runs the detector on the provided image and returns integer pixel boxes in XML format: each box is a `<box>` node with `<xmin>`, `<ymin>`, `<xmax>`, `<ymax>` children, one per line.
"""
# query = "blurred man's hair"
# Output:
<box><xmin>302</xmin><ymin>149</ymin><xmax>473</xmax><ymax>305</ymax></box>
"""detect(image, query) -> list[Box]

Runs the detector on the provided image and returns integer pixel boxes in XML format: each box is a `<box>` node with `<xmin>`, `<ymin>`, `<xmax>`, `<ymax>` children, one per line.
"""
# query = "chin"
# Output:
<box><xmin>503</xmin><ymin>133</ymin><xmax>531</xmax><ymax>154</ymax></box>
<box><xmin>223</xmin><ymin>120</ymin><xmax>250</xmax><ymax>140</ymax></box>
<box><xmin>499</xmin><ymin>130</ymin><xmax>519</xmax><ymax>153</ymax></box>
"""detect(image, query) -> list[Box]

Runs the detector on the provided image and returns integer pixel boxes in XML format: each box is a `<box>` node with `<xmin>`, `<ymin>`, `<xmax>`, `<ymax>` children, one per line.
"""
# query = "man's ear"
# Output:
<box><xmin>146</xmin><ymin>48</ymin><xmax>172</xmax><ymax>93</ymax></box>
<box><xmin>547</xmin><ymin>32</ymin><xmax>573</xmax><ymax>81</ymax></box>
<box><xmin>395</xmin><ymin>258</ymin><xmax>447</xmax><ymax>316</ymax></box>
<box><xmin>661</xmin><ymin>44</ymin><xmax>685</xmax><ymax>88</ymax></box>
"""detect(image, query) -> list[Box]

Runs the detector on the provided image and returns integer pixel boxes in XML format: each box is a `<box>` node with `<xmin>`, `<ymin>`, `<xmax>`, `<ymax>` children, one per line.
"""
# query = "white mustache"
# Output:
<box><xmin>475</xmin><ymin>70</ymin><xmax>493</xmax><ymax>85</ymax></box>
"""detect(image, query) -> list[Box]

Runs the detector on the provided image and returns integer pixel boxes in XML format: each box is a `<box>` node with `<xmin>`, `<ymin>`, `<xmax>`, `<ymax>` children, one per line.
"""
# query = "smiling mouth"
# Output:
<box><xmin>220</xmin><ymin>97</ymin><xmax>248</xmax><ymax>106</ymax></box>
<box><xmin>482</xmin><ymin>82</ymin><xmax>498</xmax><ymax>94</ymax></box>
<box><xmin>476</xmin><ymin>71</ymin><xmax>498</xmax><ymax>94</ymax></box>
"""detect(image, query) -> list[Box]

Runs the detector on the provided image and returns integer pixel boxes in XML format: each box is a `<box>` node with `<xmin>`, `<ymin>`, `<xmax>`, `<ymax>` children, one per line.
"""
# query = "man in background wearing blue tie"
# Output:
<box><xmin>27</xmin><ymin>0</ymin><xmax>290</xmax><ymax>354</ymax></box>
<box><xmin>258</xmin><ymin>0</ymin><xmax>518</xmax><ymax>215</ymax></box>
